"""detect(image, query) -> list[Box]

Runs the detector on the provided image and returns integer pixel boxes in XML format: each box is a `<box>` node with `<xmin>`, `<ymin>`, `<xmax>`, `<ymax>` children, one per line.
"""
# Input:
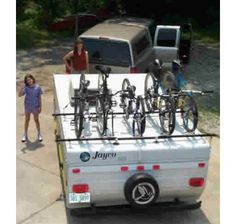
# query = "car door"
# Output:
<box><xmin>153</xmin><ymin>26</ymin><xmax>180</xmax><ymax>62</ymax></box>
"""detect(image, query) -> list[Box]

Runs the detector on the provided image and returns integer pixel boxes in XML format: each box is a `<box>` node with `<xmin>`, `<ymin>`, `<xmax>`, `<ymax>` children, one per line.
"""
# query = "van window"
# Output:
<box><xmin>133</xmin><ymin>33</ymin><xmax>150</xmax><ymax>61</ymax></box>
<box><xmin>81</xmin><ymin>38</ymin><xmax>131</xmax><ymax>66</ymax></box>
<box><xmin>156</xmin><ymin>29</ymin><xmax>177</xmax><ymax>47</ymax></box>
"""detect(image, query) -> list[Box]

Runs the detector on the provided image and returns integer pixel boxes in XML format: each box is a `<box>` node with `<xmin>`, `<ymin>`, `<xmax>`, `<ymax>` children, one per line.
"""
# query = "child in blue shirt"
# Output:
<box><xmin>18</xmin><ymin>74</ymin><xmax>43</xmax><ymax>142</ymax></box>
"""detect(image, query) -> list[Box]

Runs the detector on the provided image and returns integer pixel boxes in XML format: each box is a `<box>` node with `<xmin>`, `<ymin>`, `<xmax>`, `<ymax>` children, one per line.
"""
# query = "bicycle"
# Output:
<box><xmin>168</xmin><ymin>89</ymin><xmax>213</xmax><ymax>132</ymax></box>
<box><xmin>95</xmin><ymin>65</ymin><xmax>118</xmax><ymax>136</ymax></box>
<box><xmin>144</xmin><ymin>72</ymin><xmax>176</xmax><ymax>135</ymax></box>
<box><xmin>73</xmin><ymin>74</ymin><xmax>90</xmax><ymax>138</ymax></box>
<box><xmin>120</xmin><ymin>78</ymin><xmax>146</xmax><ymax>136</ymax></box>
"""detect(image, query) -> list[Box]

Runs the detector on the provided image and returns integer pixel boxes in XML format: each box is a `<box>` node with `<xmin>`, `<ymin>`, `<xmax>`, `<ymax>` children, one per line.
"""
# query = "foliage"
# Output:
<box><xmin>16</xmin><ymin>0</ymin><xmax>220</xmax><ymax>49</ymax></box>
<box><xmin>16</xmin><ymin>21</ymin><xmax>49</xmax><ymax>49</ymax></box>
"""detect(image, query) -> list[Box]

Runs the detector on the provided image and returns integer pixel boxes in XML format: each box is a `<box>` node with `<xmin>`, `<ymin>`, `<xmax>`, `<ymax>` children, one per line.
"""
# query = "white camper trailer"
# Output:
<box><xmin>53</xmin><ymin>73</ymin><xmax>212</xmax><ymax>211</ymax></box>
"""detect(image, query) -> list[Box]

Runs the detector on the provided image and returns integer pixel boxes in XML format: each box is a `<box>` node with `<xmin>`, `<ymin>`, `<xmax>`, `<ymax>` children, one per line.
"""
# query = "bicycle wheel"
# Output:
<box><xmin>181</xmin><ymin>95</ymin><xmax>198</xmax><ymax>132</ymax></box>
<box><xmin>132</xmin><ymin>96</ymin><xmax>146</xmax><ymax>136</ymax></box>
<box><xmin>121</xmin><ymin>78</ymin><xmax>131</xmax><ymax>119</ymax></box>
<box><xmin>98</xmin><ymin>73</ymin><xmax>104</xmax><ymax>89</ymax></box>
<box><xmin>74</xmin><ymin>99</ymin><xmax>85</xmax><ymax>138</ymax></box>
<box><xmin>159</xmin><ymin>96</ymin><xmax>176</xmax><ymax>135</ymax></box>
<box><xmin>96</xmin><ymin>97</ymin><xmax>108</xmax><ymax>135</ymax></box>
<box><xmin>144</xmin><ymin>73</ymin><xmax>158</xmax><ymax>112</ymax></box>
<box><xmin>79</xmin><ymin>73</ymin><xmax>85</xmax><ymax>89</ymax></box>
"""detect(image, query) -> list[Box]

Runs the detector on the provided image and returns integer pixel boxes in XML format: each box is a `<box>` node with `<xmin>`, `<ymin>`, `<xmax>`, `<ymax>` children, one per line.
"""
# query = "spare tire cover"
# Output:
<box><xmin>124</xmin><ymin>173</ymin><xmax>159</xmax><ymax>208</ymax></box>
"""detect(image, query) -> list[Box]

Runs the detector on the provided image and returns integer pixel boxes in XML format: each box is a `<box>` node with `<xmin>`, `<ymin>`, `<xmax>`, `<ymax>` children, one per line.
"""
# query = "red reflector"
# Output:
<box><xmin>72</xmin><ymin>184</ymin><xmax>89</xmax><ymax>193</ymax></box>
<box><xmin>130</xmin><ymin>67</ymin><xmax>138</xmax><ymax>73</ymax></box>
<box><xmin>198</xmin><ymin>163</ymin><xmax>205</xmax><ymax>168</ymax></box>
<box><xmin>121</xmin><ymin>166</ymin><xmax>129</xmax><ymax>172</ymax></box>
<box><xmin>153</xmin><ymin>165</ymin><xmax>160</xmax><ymax>170</ymax></box>
<box><xmin>137</xmin><ymin>165</ymin><xmax>144</xmax><ymax>171</ymax></box>
<box><xmin>189</xmin><ymin>178</ymin><xmax>205</xmax><ymax>187</ymax></box>
<box><xmin>72</xmin><ymin>169</ymin><xmax>80</xmax><ymax>173</ymax></box>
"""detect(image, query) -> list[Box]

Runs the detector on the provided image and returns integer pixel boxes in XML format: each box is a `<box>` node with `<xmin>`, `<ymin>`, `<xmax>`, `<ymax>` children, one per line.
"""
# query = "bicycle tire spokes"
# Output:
<box><xmin>144</xmin><ymin>73</ymin><xmax>156</xmax><ymax>112</ymax></box>
<box><xmin>96</xmin><ymin>97</ymin><xmax>108</xmax><ymax>135</ymax></box>
<box><xmin>159</xmin><ymin>97</ymin><xmax>175</xmax><ymax>135</ymax></box>
<box><xmin>180</xmin><ymin>95</ymin><xmax>198</xmax><ymax>132</ymax></box>
<box><xmin>144</xmin><ymin>73</ymin><xmax>176</xmax><ymax>135</ymax></box>
<box><xmin>95</xmin><ymin>66</ymin><xmax>113</xmax><ymax>136</ymax></box>
<box><xmin>132</xmin><ymin>97</ymin><xmax>146</xmax><ymax>136</ymax></box>
<box><xmin>73</xmin><ymin>74</ymin><xmax>92</xmax><ymax>138</ymax></box>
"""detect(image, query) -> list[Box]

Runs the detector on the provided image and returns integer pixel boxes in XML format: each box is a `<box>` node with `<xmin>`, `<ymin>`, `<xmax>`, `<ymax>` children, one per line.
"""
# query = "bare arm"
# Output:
<box><xmin>18</xmin><ymin>85</ymin><xmax>25</xmax><ymax>97</ymax></box>
<box><xmin>85</xmin><ymin>51</ymin><xmax>89</xmax><ymax>73</ymax></box>
<box><xmin>38</xmin><ymin>95</ymin><xmax>42</xmax><ymax>113</ymax></box>
<box><xmin>63</xmin><ymin>51</ymin><xmax>73</xmax><ymax>70</ymax></box>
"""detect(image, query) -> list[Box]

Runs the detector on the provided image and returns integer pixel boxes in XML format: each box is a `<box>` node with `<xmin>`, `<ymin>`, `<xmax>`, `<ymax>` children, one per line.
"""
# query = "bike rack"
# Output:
<box><xmin>52</xmin><ymin>110</ymin><xmax>182</xmax><ymax>117</ymax></box>
<box><xmin>55</xmin><ymin>133</ymin><xmax>218</xmax><ymax>145</ymax></box>
<box><xmin>53</xmin><ymin>89</ymin><xmax>216</xmax><ymax>144</ymax></box>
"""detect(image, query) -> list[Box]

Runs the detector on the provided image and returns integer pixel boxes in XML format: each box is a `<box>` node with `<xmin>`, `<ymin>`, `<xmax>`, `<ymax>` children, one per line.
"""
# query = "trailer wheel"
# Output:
<box><xmin>124</xmin><ymin>173</ymin><xmax>159</xmax><ymax>208</ymax></box>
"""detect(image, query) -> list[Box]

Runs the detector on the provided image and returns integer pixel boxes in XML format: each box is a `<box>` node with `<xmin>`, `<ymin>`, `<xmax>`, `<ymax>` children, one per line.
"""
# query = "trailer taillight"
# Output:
<box><xmin>121</xmin><ymin>166</ymin><xmax>129</xmax><ymax>172</ymax></box>
<box><xmin>189</xmin><ymin>178</ymin><xmax>205</xmax><ymax>187</ymax></box>
<box><xmin>152</xmin><ymin>165</ymin><xmax>160</xmax><ymax>170</ymax></box>
<box><xmin>198</xmin><ymin>163</ymin><xmax>205</xmax><ymax>168</ymax></box>
<box><xmin>72</xmin><ymin>169</ymin><xmax>80</xmax><ymax>173</ymax></box>
<box><xmin>72</xmin><ymin>184</ymin><xmax>89</xmax><ymax>193</ymax></box>
<box><xmin>137</xmin><ymin>165</ymin><xmax>144</xmax><ymax>171</ymax></box>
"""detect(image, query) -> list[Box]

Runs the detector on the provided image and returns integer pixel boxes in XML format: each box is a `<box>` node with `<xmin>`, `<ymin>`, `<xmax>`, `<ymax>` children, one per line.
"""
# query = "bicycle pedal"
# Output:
<box><xmin>112</xmin><ymin>100</ymin><xmax>117</xmax><ymax>107</ymax></box>
<box><xmin>119</xmin><ymin>103</ymin><xmax>126</xmax><ymax>109</ymax></box>
<box><xmin>91</xmin><ymin>117</ymin><xmax>97</xmax><ymax>122</ymax></box>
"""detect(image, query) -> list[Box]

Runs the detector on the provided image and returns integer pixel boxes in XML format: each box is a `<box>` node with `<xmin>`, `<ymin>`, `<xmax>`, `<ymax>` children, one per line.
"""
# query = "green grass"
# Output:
<box><xmin>17</xmin><ymin>21</ymin><xmax>73</xmax><ymax>49</ymax></box>
<box><xmin>193</xmin><ymin>25</ymin><xmax>219</xmax><ymax>44</ymax></box>
<box><xmin>199</xmin><ymin>105</ymin><xmax>219</xmax><ymax>117</ymax></box>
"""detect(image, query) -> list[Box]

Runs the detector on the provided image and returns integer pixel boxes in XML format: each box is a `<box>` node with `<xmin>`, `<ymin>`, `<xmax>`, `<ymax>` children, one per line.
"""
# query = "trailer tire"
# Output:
<box><xmin>124</xmin><ymin>173</ymin><xmax>159</xmax><ymax>208</ymax></box>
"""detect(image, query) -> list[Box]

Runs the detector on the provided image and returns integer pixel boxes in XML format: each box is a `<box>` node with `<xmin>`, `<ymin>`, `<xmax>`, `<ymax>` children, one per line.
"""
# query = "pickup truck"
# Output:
<box><xmin>53</xmin><ymin>73</ymin><xmax>212</xmax><ymax>211</ymax></box>
<box><xmin>78</xmin><ymin>17</ymin><xmax>192</xmax><ymax>74</ymax></box>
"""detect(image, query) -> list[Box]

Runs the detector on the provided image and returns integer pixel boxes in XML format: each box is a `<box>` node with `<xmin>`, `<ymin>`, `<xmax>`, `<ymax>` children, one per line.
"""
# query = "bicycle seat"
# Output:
<box><xmin>95</xmin><ymin>65</ymin><xmax>111</xmax><ymax>76</ymax></box>
<box><xmin>153</xmin><ymin>59</ymin><xmax>163</xmax><ymax>67</ymax></box>
<box><xmin>81</xmin><ymin>80</ymin><xmax>90</xmax><ymax>88</ymax></box>
<box><xmin>127</xmin><ymin>85</ymin><xmax>136</xmax><ymax>93</ymax></box>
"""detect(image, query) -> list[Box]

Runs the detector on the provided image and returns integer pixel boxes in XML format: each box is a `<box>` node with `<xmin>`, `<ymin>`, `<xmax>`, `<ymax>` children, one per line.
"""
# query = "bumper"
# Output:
<box><xmin>67</xmin><ymin>200</ymin><xmax>202</xmax><ymax>215</ymax></box>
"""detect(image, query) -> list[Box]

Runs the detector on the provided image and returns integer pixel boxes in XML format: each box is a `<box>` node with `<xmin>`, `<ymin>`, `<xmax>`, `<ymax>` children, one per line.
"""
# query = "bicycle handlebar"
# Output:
<box><xmin>180</xmin><ymin>90</ymin><xmax>214</xmax><ymax>95</ymax></box>
<box><xmin>72</xmin><ymin>89</ymin><xmax>123</xmax><ymax>101</ymax></box>
<box><xmin>95</xmin><ymin>65</ymin><xmax>111</xmax><ymax>78</ymax></box>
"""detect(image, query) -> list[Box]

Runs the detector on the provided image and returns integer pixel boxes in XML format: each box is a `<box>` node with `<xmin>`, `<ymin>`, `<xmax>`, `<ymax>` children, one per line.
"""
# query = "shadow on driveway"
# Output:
<box><xmin>66</xmin><ymin>204</ymin><xmax>211</xmax><ymax>224</ymax></box>
<box><xmin>21</xmin><ymin>140</ymin><xmax>45</xmax><ymax>153</ymax></box>
<box><xmin>16</xmin><ymin>38</ymin><xmax>74</xmax><ymax>72</ymax></box>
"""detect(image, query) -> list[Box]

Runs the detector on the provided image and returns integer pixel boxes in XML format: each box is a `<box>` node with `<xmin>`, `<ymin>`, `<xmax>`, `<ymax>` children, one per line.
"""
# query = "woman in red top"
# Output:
<box><xmin>63</xmin><ymin>38</ymin><xmax>89</xmax><ymax>74</ymax></box>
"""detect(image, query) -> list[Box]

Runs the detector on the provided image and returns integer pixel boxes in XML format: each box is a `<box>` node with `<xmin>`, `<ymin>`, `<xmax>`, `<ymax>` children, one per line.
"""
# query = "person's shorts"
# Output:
<box><xmin>25</xmin><ymin>106</ymin><xmax>39</xmax><ymax>114</ymax></box>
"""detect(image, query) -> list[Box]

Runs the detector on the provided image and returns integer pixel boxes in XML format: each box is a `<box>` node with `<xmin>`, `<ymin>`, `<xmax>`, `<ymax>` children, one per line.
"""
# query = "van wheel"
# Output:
<box><xmin>124</xmin><ymin>173</ymin><xmax>159</xmax><ymax>208</ymax></box>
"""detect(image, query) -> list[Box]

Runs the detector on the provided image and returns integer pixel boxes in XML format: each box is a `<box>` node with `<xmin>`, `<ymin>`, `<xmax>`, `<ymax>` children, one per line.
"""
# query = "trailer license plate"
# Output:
<box><xmin>69</xmin><ymin>192</ymin><xmax>90</xmax><ymax>203</ymax></box>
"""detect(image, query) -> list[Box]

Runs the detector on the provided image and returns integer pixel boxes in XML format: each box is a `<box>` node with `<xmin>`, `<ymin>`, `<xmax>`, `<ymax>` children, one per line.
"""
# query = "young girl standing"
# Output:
<box><xmin>18</xmin><ymin>74</ymin><xmax>43</xmax><ymax>142</ymax></box>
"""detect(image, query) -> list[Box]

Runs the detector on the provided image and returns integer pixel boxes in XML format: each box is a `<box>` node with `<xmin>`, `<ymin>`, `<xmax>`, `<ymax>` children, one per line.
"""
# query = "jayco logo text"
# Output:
<box><xmin>92</xmin><ymin>151</ymin><xmax>116</xmax><ymax>160</ymax></box>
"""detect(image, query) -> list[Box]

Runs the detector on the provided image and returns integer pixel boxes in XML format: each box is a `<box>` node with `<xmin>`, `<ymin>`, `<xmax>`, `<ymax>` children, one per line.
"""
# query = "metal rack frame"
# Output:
<box><xmin>53</xmin><ymin>112</ymin><xmax>218</xmax><ymax>145</ymax></box>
